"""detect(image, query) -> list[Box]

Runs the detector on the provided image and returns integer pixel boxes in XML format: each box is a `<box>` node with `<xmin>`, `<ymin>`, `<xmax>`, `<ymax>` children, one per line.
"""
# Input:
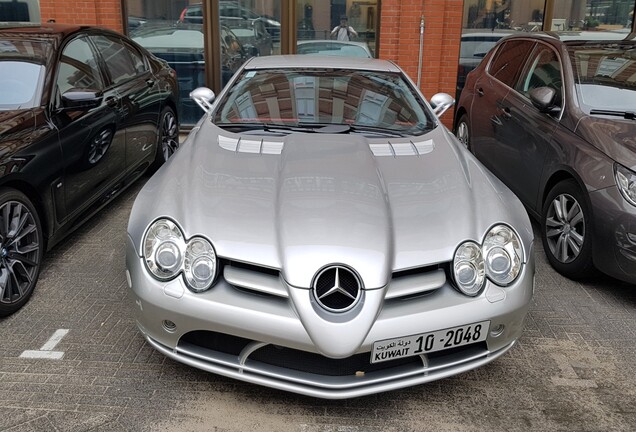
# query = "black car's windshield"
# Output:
<box><xmin>0</xmin><ymin>38</ymin><xmax>50</xmax><ymax>110</ymax></box>
<box><xmin>569</xmin><ymin>42</ymin><xmax>636</xmax><ymax>115</ymax></box>
<box><xmin>212</xmin><ymin>68</ymin><xmax>436</xmax><ymax>136</ymax></box>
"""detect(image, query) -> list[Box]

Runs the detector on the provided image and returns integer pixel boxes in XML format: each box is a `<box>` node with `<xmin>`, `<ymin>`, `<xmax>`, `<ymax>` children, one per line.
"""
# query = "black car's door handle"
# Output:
<box><xmin>146</xmin><ymin>79</ymin><xmax>155</xmax><ymax>87</ymax></box>
<box><xmin>477</xmin><ymin>88</ymin><xmax>485</xmax><ymax>97</ymax></box>
<box><xmin>105</xmin><ymin>96</ymin><xmax>119</xmax><ymax>107</ymax></box>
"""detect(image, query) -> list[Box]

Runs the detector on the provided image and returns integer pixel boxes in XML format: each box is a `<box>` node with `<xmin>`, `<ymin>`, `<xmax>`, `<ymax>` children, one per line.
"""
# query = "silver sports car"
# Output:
<box><xmin>126</xmin><ymin>56</ymin><xmax>535</xmax><ymax>399</ymax></box>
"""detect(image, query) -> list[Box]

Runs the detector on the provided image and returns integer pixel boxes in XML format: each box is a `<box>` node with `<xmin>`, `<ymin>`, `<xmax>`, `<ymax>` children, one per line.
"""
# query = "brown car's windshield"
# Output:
<box><xmin>569</xmin><ymin>42</ymin><xmax>636</xmax><ymax>115</ymax></box>
<box><xmin>212</xmin><ymin>68</ymin><xmax>435</xmax><ymax>136</ymax></box>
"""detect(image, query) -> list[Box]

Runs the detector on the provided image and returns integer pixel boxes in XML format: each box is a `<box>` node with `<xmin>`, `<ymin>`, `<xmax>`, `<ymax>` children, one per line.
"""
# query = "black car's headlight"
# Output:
<box><xmin>143</xmin><ymin>219</ymin><xmax>217</xmax><ymax>292</ymax></box>
<box><xmin>453</xmin><ymin>224</ymin><xmax>523</xmax><ymax>295</ymax></box>
<box><xmin>615</xmin><ymin>163</ymin><xmax>636</xmax><ymax>207</ymax></box>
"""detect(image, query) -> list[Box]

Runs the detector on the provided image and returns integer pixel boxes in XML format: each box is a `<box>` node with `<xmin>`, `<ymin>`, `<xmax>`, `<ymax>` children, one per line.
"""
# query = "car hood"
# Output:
<box><xmin>129</xmin><ymin>121</ymin><xmax>532</xmax><ymax>289</ymax></box>
<box><xmin>576</xmin><ymin>115</ymin><xmax>636</xmax><ymax>170</ymax></box>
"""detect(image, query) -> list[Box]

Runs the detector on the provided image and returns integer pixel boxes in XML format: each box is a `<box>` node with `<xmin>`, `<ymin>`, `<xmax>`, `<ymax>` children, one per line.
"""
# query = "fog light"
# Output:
<box><xmin>162</xmin><ymin>320</ymin><xmax>177</xmax><ymax>333</ymax></box>
<box><xmin>490</xmin><ymin>324</ymin><xmax>505</xmax><ymax>337</ymax></box>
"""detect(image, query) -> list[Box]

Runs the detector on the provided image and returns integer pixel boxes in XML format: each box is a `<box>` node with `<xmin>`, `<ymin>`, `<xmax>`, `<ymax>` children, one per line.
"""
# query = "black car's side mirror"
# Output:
<box><xmin>61</xmin><ymin>90</ymin><xmax>103</xmax><ymax>111</ymax></box>
<box><xmin>529</xmin><ymin>87</ymin><xmax>560</xmax><ymax>114</ymax></box>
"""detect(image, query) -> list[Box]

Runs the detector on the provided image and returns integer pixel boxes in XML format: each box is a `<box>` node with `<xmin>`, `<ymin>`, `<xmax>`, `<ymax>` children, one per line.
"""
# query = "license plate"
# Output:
<box><xmin>371</xmin><ymin>321</ymin><xmax>490</xmax><ymax>364</ymax></box>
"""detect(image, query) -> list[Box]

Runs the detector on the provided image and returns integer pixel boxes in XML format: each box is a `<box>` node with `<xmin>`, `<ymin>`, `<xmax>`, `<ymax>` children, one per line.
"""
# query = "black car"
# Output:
<box><xmin>455</xmin><ymin>32</ymin><xmax>636</xmax><ymax>285</ymax></box>
<box><xmin>0</xmin><ymin>24</ymin><xmax>180</xmax><ymax>316</ymax></box>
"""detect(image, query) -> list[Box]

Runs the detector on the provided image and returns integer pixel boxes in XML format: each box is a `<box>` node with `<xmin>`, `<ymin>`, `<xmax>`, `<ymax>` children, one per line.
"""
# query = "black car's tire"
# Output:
<box><xmin>541</xmin><ymin>179</ymin><xmax>595</xmax><ymax>279</ymax></box>
<box><xmin>0</xmin><ymin>188</ymin><xmax>44</xmax><ymax>317</ymax></box>
<box><xmin>152</xmin><ymin>107</ymin><xmax>179</xmax><ymax>171</ymax></box>
<box><xmin>455</xmin><ymin>113</ymin><xmax>471</xmax><ymax>151</ymax></box>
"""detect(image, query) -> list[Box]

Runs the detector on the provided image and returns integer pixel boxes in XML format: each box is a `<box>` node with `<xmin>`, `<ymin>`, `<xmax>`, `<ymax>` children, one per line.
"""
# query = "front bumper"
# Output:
<box><xmin>590</xmin><ymin>187</ymin><xmax>636</xmax><ymax>284</ymax></box>
<box><xmin>126</xmin><ymin>235</ymin><xmax>534</xmax><ymax>398</ymax></box>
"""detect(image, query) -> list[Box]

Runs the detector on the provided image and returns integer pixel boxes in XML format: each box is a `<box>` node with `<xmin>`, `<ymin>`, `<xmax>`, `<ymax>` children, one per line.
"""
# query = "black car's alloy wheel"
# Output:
<box><xmin>87</xmin><ymin>128</ymin><xmax>113</xmax><ymax>165</ymax></box>
<box><xmin>0</xmin><ymin>189</ymin><xmax>43</xmax><ymax>317</ymax></box>
<box><xmin>542</xmin><ymin>179</ymin><xmax>594</xmax><ymax>279</ymax></box>
<box><xmin>159</xmin><ymin>108</ymin><xmax>179</xmax><ymax>163</ymax></box>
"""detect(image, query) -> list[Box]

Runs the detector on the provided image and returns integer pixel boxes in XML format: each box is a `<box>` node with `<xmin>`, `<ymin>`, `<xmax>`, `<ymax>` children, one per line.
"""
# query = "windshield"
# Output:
<box><xmin>569</xmin><ymin>42</ymin><xmax>636</xmax><ymax>114</ymax></box>
<box><xmin>212</xmin><ymin>68</ymin><xmax>435</xmax><ymax>136</ymax></box>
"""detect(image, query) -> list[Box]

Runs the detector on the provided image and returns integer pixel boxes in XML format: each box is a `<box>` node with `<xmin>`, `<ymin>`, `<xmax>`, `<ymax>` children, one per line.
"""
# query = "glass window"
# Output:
<box><xmin>516</xmin><ymin>45</ymin><xmax>563</xmax><ymax>105</ymax></box>
<box><xmin>551</xmin><ymin>0</ymin><xmax>634</xmax><ymax>33</ymax></box>
<box><xmin>212</xmin><ymin>68</ymin><xmax>436</xmax><ymax>136</ymax></box>
<box><xmin>56</xmin><ymin>37</ymin><xmax>103</xmax><ymax>96</ymax></box>
<box><xmin>488</xmin><ymin>40</ymin><xmax>535</xmax><ymax>88</ymax></box>
<box><xmin>458</xmin><ymin>1</ymin><xmax>545</xmax><ymax>99</ymax></box>
<box><xmin>295</xmin><ymin>1</ymin><xmax>377</xmax><ymax>56</ymax></box>
<box><xmin>569</xmin><ymin>41</ymin><xmax>636</xmax><ymax>113</ymax></box>
<box><xmin>0</xmin><ymin>38</ymin><xmax>50</xmax><ymax>110</ymax></box>
<box><xmin>90</xmin><ymin>36</ymin><xmax>138</xmax><ymax>85</ymax></box>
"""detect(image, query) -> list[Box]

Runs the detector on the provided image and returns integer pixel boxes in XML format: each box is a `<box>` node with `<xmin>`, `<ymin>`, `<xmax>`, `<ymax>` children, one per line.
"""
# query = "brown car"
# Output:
<box><xmin>455</xmin><ymin>32</ymin><xmax>636</xmax><ymax>285</ymax></box>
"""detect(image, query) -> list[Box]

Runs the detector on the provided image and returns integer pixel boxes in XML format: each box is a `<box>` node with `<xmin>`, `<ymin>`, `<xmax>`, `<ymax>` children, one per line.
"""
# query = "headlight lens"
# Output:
<box><xmin>143</xmin><ymin>219</ymin><xmax>218</xmax><ymax>292</ymax></box>
<box><xmin>144</xmin><ymin>219</ymin><xmax>185</xmax><ymax>280</ymax></box>
<box><xmin>615</xmin><ymin>163</ymin><xmax>636</xmax><ymax>207</ymax></box>
<box><xmin>184</xmin><ymin>237</ymin><xmax>217</xmax><ymax>292</ymax></box>
<box><xmin>453</xmin><ymin>242</ymin><xmax>485</xmax><ymax>296</ymax></box>
<box><xmin>483</xmin><ymin>225</ymin><xmax>523</xmax><ymax>286</ymax></box>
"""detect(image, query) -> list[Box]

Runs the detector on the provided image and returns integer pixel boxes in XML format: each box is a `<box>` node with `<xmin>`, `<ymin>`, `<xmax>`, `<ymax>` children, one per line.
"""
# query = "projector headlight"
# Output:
<box><xmin>144</xmin><ymin>219</ymin><xmax>185</xmax><ymax>280</ymax></box>
<box><xmin>482</xmin><ymin>224</ymin><xmax>523</xmax><ymax>286</ymax></box>
<box><xmin>615</xmin><ymin>163</ymin><xmax>636</xmax><ymax>207</ymax></box>
<box><xmin>453</xmin><ymin>241</ymin><xmax>485</xmax><ymax>296</ymax></box>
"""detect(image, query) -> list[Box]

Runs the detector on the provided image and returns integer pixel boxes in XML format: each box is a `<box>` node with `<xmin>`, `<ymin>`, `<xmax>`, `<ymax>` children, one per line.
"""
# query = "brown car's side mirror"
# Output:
<box><xmin>529</xmin><ymin>87</ymin><xmax>560</xmax><ymax>114</ymax></box>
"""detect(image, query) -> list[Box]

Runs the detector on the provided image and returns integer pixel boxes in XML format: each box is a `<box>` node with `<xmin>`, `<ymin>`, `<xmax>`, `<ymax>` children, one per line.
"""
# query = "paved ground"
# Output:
<box><xmin>0</xmin><ymin>175</ymin><xmax>635</xmax><ymax>432</ymax></box>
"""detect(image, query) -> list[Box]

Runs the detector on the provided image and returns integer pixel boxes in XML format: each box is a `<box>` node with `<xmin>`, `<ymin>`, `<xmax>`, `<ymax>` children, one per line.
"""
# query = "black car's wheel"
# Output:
<box><xmin>455</xmin><ymin>114</ymin><xmax>471</xmax><ymax>151</ymax></box>
<box><xmin>87</xmin><ymin>128</ymin><xmax>113</xmax><ymax>165</ymax></box>
<box><xmin>541</xmin><ymin>179</ymin><xmax>595</xmax><ymax>279</ymax></box>
<box><xmin>152</xmin><ymin>107</ymin><xmax>179</xmax><ymax>170</ymax></box>
<box><xmin>0</xmin><ymin>189</ymin><xmax>43</xmax><ymax>317</ymax></box>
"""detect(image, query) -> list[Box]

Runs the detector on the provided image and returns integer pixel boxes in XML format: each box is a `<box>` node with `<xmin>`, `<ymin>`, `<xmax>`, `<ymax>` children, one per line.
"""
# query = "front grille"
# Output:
<box><xmin>249</xmin><ymin>345</ymin><xmax>421</xmax><ymax>376</ymax></box>
<box><xmin>178</xmin><ymin>330</ymin><xmax>489</xmax><ymax>379</ymax></box>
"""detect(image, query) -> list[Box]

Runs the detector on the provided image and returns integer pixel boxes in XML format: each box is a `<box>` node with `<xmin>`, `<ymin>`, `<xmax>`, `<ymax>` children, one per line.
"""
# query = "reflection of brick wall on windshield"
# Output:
<box><xmin>40</xmin><ymin>0</ymin><xmax>123</xmax><ymax>33</ymax></box>
<box><xmin>379</xmin><ymin>0</ymin><xmax>462</xmax><ymax>128</ymax></box>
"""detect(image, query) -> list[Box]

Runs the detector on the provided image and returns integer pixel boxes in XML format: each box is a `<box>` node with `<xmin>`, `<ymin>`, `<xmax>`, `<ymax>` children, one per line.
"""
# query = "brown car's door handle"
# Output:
<box><xmin>501</xmin><ymin>107</ymin><xmax>512</xmax><ymax>119</ymax></box>
<box><xmin>477</xmin><ymin>88</ymin><xmax>485</xmax><ymax>97</ymax></box>
<box><xmin>146</xmin><ymin>79</ymin><xmax>155</xmax><ymax>87</ymax></box>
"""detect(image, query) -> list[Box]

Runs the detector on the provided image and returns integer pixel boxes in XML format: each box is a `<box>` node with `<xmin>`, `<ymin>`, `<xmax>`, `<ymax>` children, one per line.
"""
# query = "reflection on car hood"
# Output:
<box><xmin>576</xmin><ymin>115</ymin><xmax>636</xmax><ymax>170</ymax></box>
<box><xmin>129</xmin><ymin>121</ymin><xmax>532</xmax><ymax>289</ymax></box>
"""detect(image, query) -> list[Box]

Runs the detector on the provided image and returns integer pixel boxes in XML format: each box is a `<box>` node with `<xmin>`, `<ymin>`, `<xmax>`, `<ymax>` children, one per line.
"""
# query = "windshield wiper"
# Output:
<box><xmin>215</xmin><ymin>122</ymin><xmax>347</xmax><ymax>134</ymax></box>
<box><xmin>589</xmin><ymin>109</ymin><xmax>635</xmax><ymax>120</ymax></box>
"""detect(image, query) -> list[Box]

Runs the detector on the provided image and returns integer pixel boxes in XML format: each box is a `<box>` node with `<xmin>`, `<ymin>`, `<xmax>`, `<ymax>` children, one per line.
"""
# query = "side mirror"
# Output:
<box><xmin>190</xmin><ymin>86</ymin><xmax>215</xmax><ymax>113</ymax></box>
<box><xmin>61</xmin><ymin>90</ymin><xmax>102</xmax><ymax>111</ymax></box>
<box><xmin>430</xmin><ymin>92</ymin><xmax>455</xmax><ymax>117</ymax></box>
<box><xmin>248</xmin><ymin>46</ymin><xmax>259</xmax><ymax>57</ymax></box>
<box><xmin>529</xmin><ymin>87</ymin><xmax>559</xmax><ymax>113</ymax></box>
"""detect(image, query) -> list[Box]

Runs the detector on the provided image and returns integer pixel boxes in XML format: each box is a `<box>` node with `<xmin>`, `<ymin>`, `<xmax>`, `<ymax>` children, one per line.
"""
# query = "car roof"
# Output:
<box><xmin>244</xmin><ymin>55</ymin><xmax>400</xmax><ymax>72</ymax></box>
<box><xmin>297</xmin><ymin>40</ymin><xmax>370</xmax><ymax>48</ymax></box>
<box><xmin>497</xmin><ymin>31</ymin><xmax>635</xmax><ymax>45</ymax></box>
<box><xmin>0</xmin><ymin>23</ymin><xmax>83</xmax><ymax>38</ymax></box>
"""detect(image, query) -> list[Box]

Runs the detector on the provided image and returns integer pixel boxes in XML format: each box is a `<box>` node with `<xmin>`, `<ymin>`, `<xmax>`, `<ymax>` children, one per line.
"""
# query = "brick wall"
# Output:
<box><xmin>379</xmin><ymin>0</ymin><xmax>462</xmax><ymax>127</ymax></box>
<box><xmin>40</xmin><ymin>0</ymin><xmax>123</xmax><ymax>33</ymax></box>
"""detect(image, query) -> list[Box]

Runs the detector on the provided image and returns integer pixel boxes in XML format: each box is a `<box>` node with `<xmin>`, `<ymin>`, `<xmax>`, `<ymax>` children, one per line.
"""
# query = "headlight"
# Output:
<box><xmin>453</xmin><ymin>242</ymin><xmax>485</xmax><ymax>296</ymax></box>
<box><xmin>144</xmin><ymin>219</ymin><xmax>185</xmax><ymax>280</ymax></box>
<box><xmin>615</xmin><ymin>163</ymin><xmax>636</xmax><ymax>207</ymax></box>
<box><xmin>143</xmin><ymin>219</ymin><xmax>218</xmax><ymax>292</ymax></box>
<box><xmin>184</xmin><ymin>237</ymin><xmax>217</xmax><ymax>292</ymax></box>
<box><xmin>482</xmin><ymin>225</ymin><xmax>523</xmax><ymax>286</ymax></box>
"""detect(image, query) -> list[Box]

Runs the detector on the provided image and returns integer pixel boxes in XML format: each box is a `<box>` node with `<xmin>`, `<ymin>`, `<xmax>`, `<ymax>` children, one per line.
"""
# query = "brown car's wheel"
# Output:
<box><xmin>0</xmin><ymin>188</ymin><xmax>43</xmax><ymax>317</ymax></box>
<box><xmin>455</xmin><ymin>114</ymin><xmax>471</xmax><ymax>151</ymax></box>
<box><xmin>541</xmin><ymin>179</ymin><xmax>595</xmax><ymax>279</ymax></box>
<box><xmin>152</xmin><ymin>107</ymin><xmax>179</xmax><ymax>171</ymax></box>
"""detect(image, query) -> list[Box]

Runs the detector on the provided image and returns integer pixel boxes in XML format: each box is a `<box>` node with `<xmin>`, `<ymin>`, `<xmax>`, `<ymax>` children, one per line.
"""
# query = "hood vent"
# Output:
<box><xmin>369</xmin><ymin>139</ymin><xmax>434</xmax><ymax>157</ymax></box>
<box><xmin>218</xmin><ymin>135</ymin><xmax>284</xmax><ymax>155</ymax></box>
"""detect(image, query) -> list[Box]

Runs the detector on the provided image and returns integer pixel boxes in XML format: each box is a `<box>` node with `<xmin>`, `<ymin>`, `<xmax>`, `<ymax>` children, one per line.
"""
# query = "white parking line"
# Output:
<box><xmin>20</xmin><ymin>329</ymin><xmax>69</xmax><ymax>360</ymax></box>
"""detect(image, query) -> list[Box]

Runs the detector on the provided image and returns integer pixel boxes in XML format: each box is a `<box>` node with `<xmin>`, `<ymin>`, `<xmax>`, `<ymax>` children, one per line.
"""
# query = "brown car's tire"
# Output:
<box><xmin>541</xmin><ymin>179</ymin><xmax>595</xmax><ymax>280</ymax></box>
<box><xmin>0</xmin><ymin>188</ymin><xmax>43</xmax><ymax>317</ymax></box>
<box><xmin>455</xmin><ymin>114</ymin><xmax>471</xmax><ymax>151</ymax></box>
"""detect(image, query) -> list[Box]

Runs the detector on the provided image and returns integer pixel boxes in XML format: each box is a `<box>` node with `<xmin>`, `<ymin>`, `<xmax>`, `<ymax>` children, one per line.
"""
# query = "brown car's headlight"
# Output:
<box><xmin>615</xmin><ymin>163</ymin><xmax>636</xmax><ymax>207</ymax></box>
<box><xmin>143</xmin><ymin>219</ymin><xmax>217</xmax><ymax>292</ymax></box>
<box><xmin>453</xmin><ymin>224</ymin><xmax>523</xmax><ymax>295</ymax></box>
